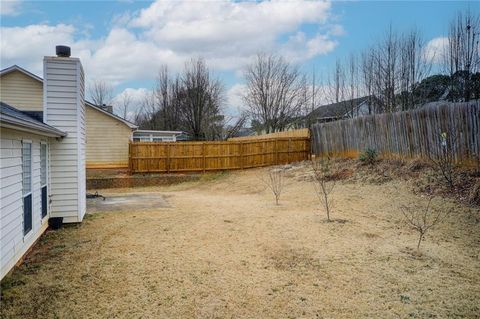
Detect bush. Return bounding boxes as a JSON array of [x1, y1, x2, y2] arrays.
[[359, 148, 378, 165]]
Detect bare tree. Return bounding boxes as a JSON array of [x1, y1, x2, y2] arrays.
[[135, 91, 158, 129], [135, 59, 226, 140], [376, 27, 400, 113], [154, 66, 182, 130], [89, 80, 114, 107], [117, 90, 132, 119], [260, 167, 286, 205], [444, 10, 480, 102], [361, 51, 376, 114], [323, 58, 346, 106], [224, 112, 248, 140], [399, 29, 432, 110], [311, 158, 336, 221], [180, 58, 225, 140], [243, 53, 308, 133], [346, 54, 360, 117], [401, 196, 449, 251]]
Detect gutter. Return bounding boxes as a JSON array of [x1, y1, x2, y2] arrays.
[[0, 115, 67, 138]]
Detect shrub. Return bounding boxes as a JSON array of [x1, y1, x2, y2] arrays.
[[427, 131, 458, 189], [401, 196, 449, 251], [359, 148, 378, 166], [261, 167, 285, 205], [311, 158, 336, 221]]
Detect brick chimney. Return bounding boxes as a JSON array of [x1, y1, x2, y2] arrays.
[[43, 45, 86, 223]]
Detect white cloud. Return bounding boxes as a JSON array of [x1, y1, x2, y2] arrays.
[[281, 32, 338, 62], [112, 87, 151, 120], [0, 24, 78, 74], [424, 37, 448, 64], [1, 0, 22, 16], [129, 0, 336, 70], [226, 83, 247, 116], [1, 0, 341, 104]]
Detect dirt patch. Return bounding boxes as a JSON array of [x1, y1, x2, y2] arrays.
[[469, 180, 480, 205], [1, 165, 479, 318], [87, 173, 201, 190], [87, 193, 170, 213]]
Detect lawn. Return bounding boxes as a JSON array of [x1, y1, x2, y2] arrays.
[[1, 162, 479, 318]]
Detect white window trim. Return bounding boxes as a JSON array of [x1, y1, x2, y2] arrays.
[[22, 140, 33, 240], [40, 141, 49, 223]]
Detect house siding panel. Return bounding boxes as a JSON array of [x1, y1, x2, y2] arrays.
[[44, 56, 85, 222], [0, 128, 50, 279], [86, 106, 132, 168], [0, 71, 43, 111]]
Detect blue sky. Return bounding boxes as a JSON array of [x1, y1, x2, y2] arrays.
[[1, 0, 478, 118]]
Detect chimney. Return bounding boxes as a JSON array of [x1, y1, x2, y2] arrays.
[[43, 45, 86, 223], [101, 103, 113, 113]]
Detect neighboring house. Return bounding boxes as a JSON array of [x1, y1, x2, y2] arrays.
[[0, 65, 138, 169], [233, 127, 256, 138], [133, 130, 185, 142], [0, 48, 86, 279], [84, 101, 137, 168], [306, 96, 377, 124]]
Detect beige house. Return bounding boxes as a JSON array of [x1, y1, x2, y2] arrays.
[[0, 65, 138, 169]]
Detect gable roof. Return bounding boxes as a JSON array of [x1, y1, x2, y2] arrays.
[[308, 96, 371, 120], [0, 101, 66, 137], [0, 64, 43, 82], [0, 65, 138, 129], [85, 101, 138, 129]]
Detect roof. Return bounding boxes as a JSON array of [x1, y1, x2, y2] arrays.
[[308, 96, 370, 120], [0, 102, 66, 137], [0, 64, 43, 82], [0, 65, 138, 130], [85, 101, 138, 129]]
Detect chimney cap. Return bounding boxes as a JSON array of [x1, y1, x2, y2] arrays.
[[56, 45, 71, 57]]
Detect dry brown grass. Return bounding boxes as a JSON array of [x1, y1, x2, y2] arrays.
[[1, 164, 479, 318]]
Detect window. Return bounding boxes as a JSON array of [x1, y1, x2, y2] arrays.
[[22, 141, 32, 235], [40, 143, 48, 219]]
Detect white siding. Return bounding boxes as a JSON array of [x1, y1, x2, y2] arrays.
[[0, 128, 51, 279], [44, 57, 86, 223]]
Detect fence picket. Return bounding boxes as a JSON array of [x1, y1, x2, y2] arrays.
[[310, 101, 479, 165], [129, 136, 310, 173]]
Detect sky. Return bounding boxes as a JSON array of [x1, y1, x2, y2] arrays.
[[1, 0, 478, 119]]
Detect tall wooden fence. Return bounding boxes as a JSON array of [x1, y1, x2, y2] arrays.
[[129, 137, 310, 173], [311, 101, 480, 164], [228, 128, 310, 141]]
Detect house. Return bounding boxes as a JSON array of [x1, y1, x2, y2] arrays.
[[0, 65, 138, 169], [1, 47, 86, 279], [133, 130, 186, 142], [306, 96, 378, 124]]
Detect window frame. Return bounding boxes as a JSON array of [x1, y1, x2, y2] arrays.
[[22, 140, 33, 238], [40, 142, 48, 222]]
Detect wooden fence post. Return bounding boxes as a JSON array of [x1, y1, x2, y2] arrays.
[[128, 142, 133, 174], [240, 142, 245, 169], [275, 139, 279, 165], [262, 140, 266, 166], [202, 142, 206, 173], [287, 138, 291, 163], [166, 143, 170, 173]]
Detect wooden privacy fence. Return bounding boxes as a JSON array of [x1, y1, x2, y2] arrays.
[[228, 128, 310, 141], [311, 101, 480, 164], [129, 137, 310, 173]]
